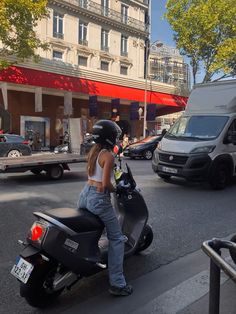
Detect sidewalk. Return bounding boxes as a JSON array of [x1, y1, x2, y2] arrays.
[[60, 248, 236, 314]]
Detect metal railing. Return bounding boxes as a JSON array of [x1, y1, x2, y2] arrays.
[[53, 32, 64, 39], [202, 238, 236, 314], [65, 0, 148, 32]]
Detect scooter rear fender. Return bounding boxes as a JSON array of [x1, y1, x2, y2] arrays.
[[20, 244, 41, 259]]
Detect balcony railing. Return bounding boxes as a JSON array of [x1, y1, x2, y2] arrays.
[[101, 45, 109, 52], [53, 32, 64, 39], [65, 0, 148, 32], [79, 39, 88, 46], [121, 51, 128, 57]]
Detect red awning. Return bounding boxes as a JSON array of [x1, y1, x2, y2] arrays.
[[0, 66, 188, 108]]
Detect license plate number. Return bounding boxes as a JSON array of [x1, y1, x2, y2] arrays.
[[11, 257, 34, 284], [162, 166, 178, 174]]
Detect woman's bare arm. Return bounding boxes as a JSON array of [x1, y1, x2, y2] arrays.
[[100, 151, 116, 192]]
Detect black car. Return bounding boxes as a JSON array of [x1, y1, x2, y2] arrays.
[[0, 134, 31, 157], [123, 135, 162, 160]]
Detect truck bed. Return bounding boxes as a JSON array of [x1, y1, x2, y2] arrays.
[[0, 153, 86, 172]]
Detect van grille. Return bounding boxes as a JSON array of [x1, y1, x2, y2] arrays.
[[159, 153, 188, 165]]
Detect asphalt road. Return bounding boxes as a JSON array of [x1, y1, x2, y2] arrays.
[[1, 158, 236, 313]]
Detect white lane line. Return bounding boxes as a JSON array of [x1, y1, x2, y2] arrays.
[[0, 192, 59, 202], [134, 262, 232, 314]]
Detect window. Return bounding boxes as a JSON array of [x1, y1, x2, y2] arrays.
[[101, 0, 109, 16], [53, 50, 63, 60], [53, 12, 64, 39], [79, 21, 88, 45], [101, 29, 109, 51], [121, 35, 128, 56], [121, 4, 128, 24], [79, 0, 87, 8], [101, 61, 109, 71], [120, 65, 128, 75], [78, 56, 88, 66]]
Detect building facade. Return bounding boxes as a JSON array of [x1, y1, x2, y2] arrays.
[[0, 0, 187, 148], [149, 41, 190, 96]]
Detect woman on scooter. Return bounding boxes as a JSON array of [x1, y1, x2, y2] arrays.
[[77, 119, 133, 296]]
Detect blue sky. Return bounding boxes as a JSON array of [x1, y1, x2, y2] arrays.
[[150, 0, 174, 46]]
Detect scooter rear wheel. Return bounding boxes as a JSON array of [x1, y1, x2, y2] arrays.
[[229, 234, 236, 264], [135, 224, 153, 253], [20, 259, 64, 308]]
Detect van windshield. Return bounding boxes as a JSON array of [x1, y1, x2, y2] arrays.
[[166, 116, 229, 140]]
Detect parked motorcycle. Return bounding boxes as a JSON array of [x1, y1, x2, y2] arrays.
[[11, 153, 153, 308]]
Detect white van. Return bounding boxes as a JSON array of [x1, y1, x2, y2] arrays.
[[152, 80, 236, 189]]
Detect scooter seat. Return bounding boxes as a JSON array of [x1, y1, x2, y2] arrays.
[[44, 208, 104, 232]]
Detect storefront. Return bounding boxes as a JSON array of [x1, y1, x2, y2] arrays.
[[0, 65, 188, 148]]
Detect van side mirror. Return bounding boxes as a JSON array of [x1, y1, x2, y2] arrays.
[[226, 131, 236, 145]]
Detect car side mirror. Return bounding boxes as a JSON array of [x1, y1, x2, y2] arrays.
[[226, 131, 236, 145]]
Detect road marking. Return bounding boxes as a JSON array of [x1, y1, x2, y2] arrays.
[[133, 259, 232, 314], [0, 192, 59, 202]]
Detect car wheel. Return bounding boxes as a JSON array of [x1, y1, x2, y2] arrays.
[[209, 163, 229, 190], [144, 150, 153, 160], [7, 150, 22, 158]]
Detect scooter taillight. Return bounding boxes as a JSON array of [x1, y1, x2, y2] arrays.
[[30, 221, 47, 243]]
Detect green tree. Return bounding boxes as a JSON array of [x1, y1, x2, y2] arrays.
[[165, 0, 236, 84], [0, 0, 49, 69]]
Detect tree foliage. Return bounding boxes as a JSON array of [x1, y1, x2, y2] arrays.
[[0, 0, 49, 69], [165, 0, 236, 83]]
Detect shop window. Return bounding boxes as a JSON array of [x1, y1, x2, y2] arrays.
[[101, 61, 109, 71], [53, 50, 63, 60], [78, 56, 88, 66], [120, 65, 128, 75]]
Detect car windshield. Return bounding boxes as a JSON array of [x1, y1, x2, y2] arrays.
[[166, 116, 229, 141]]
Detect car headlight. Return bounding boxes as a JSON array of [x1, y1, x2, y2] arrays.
[[190, 146, 215, 154]]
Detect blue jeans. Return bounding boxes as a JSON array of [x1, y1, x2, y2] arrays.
[[78, 184, 126, 288]]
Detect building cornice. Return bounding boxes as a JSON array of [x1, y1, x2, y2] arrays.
[[48, 0, 148, 38]]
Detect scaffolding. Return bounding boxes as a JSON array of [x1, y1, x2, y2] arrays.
[[149, 41, 190, 96]]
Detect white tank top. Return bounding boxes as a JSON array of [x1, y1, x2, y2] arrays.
[[88, 149, 111, 182]]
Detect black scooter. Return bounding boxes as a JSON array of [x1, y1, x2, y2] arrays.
[[11, 154, 153, 308]]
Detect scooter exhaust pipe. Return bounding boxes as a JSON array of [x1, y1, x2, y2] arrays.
[[53, 271, 78, 291]]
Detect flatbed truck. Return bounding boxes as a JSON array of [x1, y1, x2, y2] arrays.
[[0, 153, 86, 180]]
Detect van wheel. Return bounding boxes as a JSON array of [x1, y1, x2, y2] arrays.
[[229, 234, 236, 265], [209, 163, 229, 190], [46, 165, 64, 180]]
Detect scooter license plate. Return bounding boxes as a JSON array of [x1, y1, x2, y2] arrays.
[[11, 257, 34, 284]]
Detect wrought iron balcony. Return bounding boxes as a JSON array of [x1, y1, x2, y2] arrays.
[[63, 0, 148, 33], [79, 39, 88, 46], [101, 45, 109, 52], [53, 32, 64, 39]]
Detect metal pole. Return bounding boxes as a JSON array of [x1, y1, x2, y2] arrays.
[[209, 251, 221, 314]]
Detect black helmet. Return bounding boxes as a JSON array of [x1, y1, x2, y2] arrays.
[[92, 120, 121, 148]]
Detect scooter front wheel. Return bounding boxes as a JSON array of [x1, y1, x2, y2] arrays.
[[20, 258, 64, 308], [135, 224, 153, 253]]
